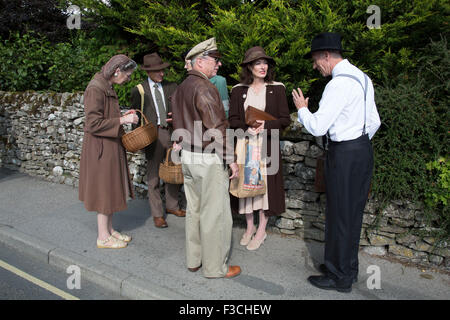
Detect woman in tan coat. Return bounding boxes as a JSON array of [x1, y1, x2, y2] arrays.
[[79, 55, 138, 249]]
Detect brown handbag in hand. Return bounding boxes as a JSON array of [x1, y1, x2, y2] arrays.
[[245, 106, 276, 128]]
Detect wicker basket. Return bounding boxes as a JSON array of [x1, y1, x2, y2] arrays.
[[121, 109, 157, 153], [159, 148, 184, 184]]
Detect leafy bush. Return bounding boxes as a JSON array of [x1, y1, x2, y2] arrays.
[[372, 37, 449, 240], [69, 0, 449, 95], [372, 37, 449, 198], [46, 34, 129, 93], [0, 32, 127, 94], [0, 32, 53, 91], [4, 0, 449, 105], [424, 157, 450, 241], [426, 157, 450, 208], [373, 77, 441, 201]]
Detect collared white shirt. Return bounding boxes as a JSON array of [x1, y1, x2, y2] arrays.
[[148, 77, 167, 126], [297, 59, 381, 141]]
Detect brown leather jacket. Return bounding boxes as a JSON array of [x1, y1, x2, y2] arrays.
[[172, 70, 235, 164]]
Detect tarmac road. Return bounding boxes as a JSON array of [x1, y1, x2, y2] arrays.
[[0, 241, 124, 300]]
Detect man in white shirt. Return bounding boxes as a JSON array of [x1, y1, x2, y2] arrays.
[[130, 53, 185, 229], [292, 32, 381, 293]]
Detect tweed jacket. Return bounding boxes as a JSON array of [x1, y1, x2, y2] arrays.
[[130, 79, 177, 158]]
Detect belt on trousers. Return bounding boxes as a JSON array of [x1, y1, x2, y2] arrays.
[[328, 134, 369, 147]]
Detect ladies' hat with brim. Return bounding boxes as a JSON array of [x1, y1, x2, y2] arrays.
[[303, 32, 350, 58], [141, 52, 171, 71], [241, 46, 275, 66]]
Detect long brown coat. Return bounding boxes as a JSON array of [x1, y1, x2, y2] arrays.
[[228, 83, 291, 216], [78, 73, 134, 214]]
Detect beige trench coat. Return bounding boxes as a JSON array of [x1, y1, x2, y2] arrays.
[[78, 73, 134, 214]]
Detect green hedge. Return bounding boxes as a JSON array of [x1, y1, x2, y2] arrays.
[[2, 0, 448, 105], [0, 32, 128, 93], [372, 37, 449, 238], [69, 0, 449, 104]]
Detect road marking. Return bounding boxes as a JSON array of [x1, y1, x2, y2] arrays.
[[0, 259, 80, 300]]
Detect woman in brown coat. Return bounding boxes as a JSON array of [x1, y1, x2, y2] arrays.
[[79, 55, 139, 249], [229, 46, 290, 251]]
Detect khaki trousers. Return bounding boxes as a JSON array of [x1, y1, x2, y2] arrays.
[[181, 150, 232, 278], [147, 127, 181, 217]]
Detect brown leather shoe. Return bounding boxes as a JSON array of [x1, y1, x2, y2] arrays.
[[225, 265, 241, 278], [167, 208, 186, 217], [153, 217, 168, 228], [188, 264, 202, 272]]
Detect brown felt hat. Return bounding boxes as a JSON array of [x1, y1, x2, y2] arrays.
[[240, 46, 275, 66], [140, 53, 171, 71]]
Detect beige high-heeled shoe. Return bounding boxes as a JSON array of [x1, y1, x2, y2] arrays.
[[246, 233, 267, 251], [240, 226, 256, 246]]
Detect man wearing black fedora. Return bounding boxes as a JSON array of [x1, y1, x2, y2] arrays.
[[130, 52, 185, 228], [292, 32, 381, 293]]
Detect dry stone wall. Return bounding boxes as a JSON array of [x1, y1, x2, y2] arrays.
[[0, 91, 448, 270]]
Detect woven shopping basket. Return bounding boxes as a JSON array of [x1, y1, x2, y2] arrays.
[[159, 147, 184, 184], [121, 109, 157, 153]]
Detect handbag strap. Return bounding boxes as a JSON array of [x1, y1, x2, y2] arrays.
[[137, 84, 145, 127]]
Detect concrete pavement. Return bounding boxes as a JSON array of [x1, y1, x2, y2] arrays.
[[0, 167, 449, 300]]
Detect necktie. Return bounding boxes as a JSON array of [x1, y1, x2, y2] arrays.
[[153, 83, 167, 127]]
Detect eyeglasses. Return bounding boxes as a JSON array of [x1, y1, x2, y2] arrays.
[[203, 56, 220, 64]]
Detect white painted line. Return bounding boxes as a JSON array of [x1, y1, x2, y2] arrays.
[[0, 259, 80, 300]]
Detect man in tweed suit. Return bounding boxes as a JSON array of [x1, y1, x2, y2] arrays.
[[130, 52, 185, 228]]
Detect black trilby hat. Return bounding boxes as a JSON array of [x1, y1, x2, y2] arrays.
[[304, 32, 349, 58]]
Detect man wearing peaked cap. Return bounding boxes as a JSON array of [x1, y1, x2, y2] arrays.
[[185, 37, 222, 61], [183, 40, 230, 117], [171, 38, 241, 279], [293, 32, 381, 293], [130, 52, 185, 229]]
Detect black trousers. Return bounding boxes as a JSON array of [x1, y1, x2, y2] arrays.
[[324, 134, 373, 286]]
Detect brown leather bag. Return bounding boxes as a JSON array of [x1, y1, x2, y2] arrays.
[[245, 106, 276, 128], [314, 154, 326, 193], [314, 153, 371, 197]]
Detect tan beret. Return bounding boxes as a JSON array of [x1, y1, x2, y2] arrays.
[[185, 37, 221, 61]]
